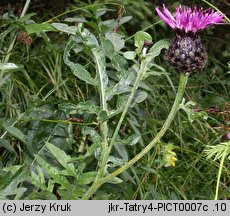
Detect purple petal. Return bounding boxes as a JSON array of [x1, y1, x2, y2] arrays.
[[155, 6, 176, 29], [162, 4, 175, 22], [155, 4, 225, 33]]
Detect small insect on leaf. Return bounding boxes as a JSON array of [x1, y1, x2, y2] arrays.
[[67, 118, 83, 123]]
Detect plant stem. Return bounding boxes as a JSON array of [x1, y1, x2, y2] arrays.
[[20, 0, 31, 18], [91, 50, 109, 181], [82, 58, 149, 199], [108, 66, 145, 153], [43, 3, 124, 23], [214, 141, 230, 200], [82, 72, 189, 199]]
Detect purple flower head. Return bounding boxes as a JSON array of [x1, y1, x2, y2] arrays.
[[156, 4, 225, 33]]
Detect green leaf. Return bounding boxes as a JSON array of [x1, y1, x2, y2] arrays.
[[102, 16, 132, 29], [113, 131, 140, 160], [77, 171, 97, 185], [25, 23, 57, 34], [101, 37, 128, 73], [82, 127, 102, 147], [0, 172, 11, 191], [105, 72, 135, 101], [140, 39, 170, 73], [35, 155, 71, 189], [45, 142, 77, 177], [107, 94, 130, 118], [63, 40, 97, 86], [17, 13, 36, 22], [126, 134, 141, 146], [65, 17, 87, 23], [0, 166, 29, 199], [52, 23, 78, 35], [0, 139, 15, 153], [134, 31, 152, 54], [145, 63, 169, 77], [2, 165, 21, 174], [105, 32, 125, 52], [59, 187, 85, 199], [0, 74, 10, 88], [108, 156, 126, 167], [205, 142, 230, 161], [58, 102, 79, 114], [123, 51, 136, 60], [31, 165, 49, 191], [1, 122, 27, 144], [114, 142, 128, 161], [148, 39, 170, 59], [76, 23, 99, 47], [0, 187, 27, 200], [59, 101, 101, 115], [72, 63, 97, 85], [35, 155, 58, 176], [179, 99, 197, 123], [95, 8, 115, 18], [0, 62, 18, 70], [97, 110, 108, 122], [146, 70, 169, 77], [134, 90, 148, 103], [0, 63, 24, 76], [24, 104, 72, 152], [106, 176, 123, 184], [131, 90, 148, 107]]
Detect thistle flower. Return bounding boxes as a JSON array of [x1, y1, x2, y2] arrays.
[[156, 5, 225, 73]]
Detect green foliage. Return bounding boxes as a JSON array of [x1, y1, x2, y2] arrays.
[[0, 0, 230, 200], [205, 142, 230, 161], [0, 165, 29, 199]]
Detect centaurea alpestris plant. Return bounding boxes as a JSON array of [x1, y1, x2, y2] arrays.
[[82, 4, 226, 199]]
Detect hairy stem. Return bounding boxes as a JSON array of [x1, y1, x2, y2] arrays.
[[108, 65, 146, 153], [82, 57, 150, 199], [92, 50, 109, 181], [82, 72, 189, 199]]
